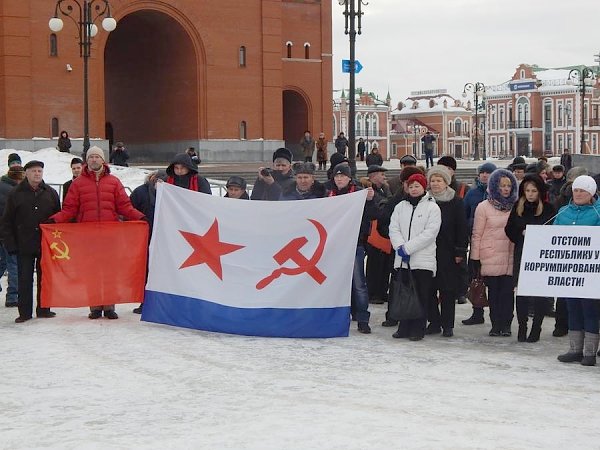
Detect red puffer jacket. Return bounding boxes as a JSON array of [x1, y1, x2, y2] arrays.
[[52, 164, 144, 223]]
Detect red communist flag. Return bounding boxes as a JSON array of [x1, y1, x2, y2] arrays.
[[40, 222, 149, 308]]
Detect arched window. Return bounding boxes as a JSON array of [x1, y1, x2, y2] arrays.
[[286, 41, 293, 58], [304, 43, 310, 59], [370, 114, 379, 136], [356, 113, 363, 135], [455, 118, 462, 136], [239, 121, 247, 140], [239, 46, 246, 67], [332, 114, 338, 138], [51, 117, 59, 138], [517, 97, 529, 126], [50, 33, 58, 57]]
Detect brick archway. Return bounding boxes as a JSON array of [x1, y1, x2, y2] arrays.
[[104, 7, 205, 152], [283, 89, 311, 160]]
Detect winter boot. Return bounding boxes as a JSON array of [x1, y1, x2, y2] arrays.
[[527, 318, 543, 343], [517, 323, 527, 342], [462, 308, 484, 325], [557, 330, 584, 363], [527, 326, 542, 343], [553, 327, 568, 337], [381, 319, 398, 327], [357, 322, 371, 334], [392, 324, 408, 339], [581, 332, 600, 366]]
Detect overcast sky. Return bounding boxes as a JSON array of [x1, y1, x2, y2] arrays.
[[332, 0, 600, 107]]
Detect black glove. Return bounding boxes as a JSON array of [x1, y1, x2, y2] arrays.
[[469, 259, 482, 280]]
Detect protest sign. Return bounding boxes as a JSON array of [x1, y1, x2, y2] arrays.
[[517, 225, 600, 299]]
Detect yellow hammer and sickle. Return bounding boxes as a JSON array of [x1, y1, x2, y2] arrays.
[[50, 240, 70, 260]]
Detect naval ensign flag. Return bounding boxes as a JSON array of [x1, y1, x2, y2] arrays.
[[142, 183, 367, 338]]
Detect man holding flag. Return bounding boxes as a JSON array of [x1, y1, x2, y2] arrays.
[[1, 161, 61, 323], [50, 146, 145, 319]]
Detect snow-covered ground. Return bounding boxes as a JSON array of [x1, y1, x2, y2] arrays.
[[2, 299, 600, 449], [2, 147, 598, 449]]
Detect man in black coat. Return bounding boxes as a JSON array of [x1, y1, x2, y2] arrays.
[[334, 132, 349, 155], [130, 169, 168, 314], [0, 161, 61, 323], [251, 147, 295, 201], [109, 141, 130, 167], [279, 162, 327, 200], [62, 157, 83, 201], [365, 165, 392, 304], [0, 165, 24, 307]]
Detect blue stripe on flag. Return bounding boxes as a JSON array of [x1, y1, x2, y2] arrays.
[[141, 290, 351, 338]]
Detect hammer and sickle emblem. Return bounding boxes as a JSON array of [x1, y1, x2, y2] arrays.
[[256, 219, 327, 290], [50, 240, 70, 260]]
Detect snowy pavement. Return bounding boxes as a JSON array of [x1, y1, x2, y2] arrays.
[[2, 300, 600, 449]]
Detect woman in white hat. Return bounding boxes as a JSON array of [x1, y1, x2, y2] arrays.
[[554, 175, 600, 366]]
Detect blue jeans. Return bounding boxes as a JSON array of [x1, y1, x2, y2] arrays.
[[352, 245, 370, 324], [0, 244, 18, 303], [567, 298, 599, 334]]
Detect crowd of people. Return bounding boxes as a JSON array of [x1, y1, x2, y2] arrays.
[[1, 142, 599, 367]]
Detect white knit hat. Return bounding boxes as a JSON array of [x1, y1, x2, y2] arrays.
[[572, 175, 597, 196], [86, 146, 105, 162]]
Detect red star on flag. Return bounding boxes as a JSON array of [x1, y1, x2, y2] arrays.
[[179, 218, 245, 280]]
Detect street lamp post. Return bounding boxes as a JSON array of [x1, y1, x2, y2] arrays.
[[339, 0, 367, 173], [49, 0, 117, 155], [568, 67, 595, 154], [463, 82, 486, 160], [411, 120, 419, 158]]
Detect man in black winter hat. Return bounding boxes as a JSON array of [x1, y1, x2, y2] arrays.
[[7, 153, 21, 168], [251, 148, 295, 201]]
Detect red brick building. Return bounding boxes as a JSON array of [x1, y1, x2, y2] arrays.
[[390, 90, 474, 160], [332, 88, 391, 159], [0, 0, 332, 161], [485, 64, 600, 158]]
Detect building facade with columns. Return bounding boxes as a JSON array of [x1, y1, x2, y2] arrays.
[[332, 88, 391, 159], [0, 0, 332, 161], [485, 63, 600, 158], [390, 90, 475, 160]]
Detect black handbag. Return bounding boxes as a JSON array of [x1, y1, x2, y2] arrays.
[[389, 265, 423, 321]]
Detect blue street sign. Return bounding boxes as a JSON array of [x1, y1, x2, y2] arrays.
[[509, 81, 536, 92], [342, 59, 363, 74]]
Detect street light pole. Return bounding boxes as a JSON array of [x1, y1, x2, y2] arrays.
[[463, 82, 486, 160], [412, 121, 417, 157], [568, 67, 595, 154], [339, 0, 367, 173], [49, 0, 117, 156]]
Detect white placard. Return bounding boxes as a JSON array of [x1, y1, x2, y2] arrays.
[[517, 225, 600, 299]]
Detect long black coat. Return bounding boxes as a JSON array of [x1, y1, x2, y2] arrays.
[[0, 179, 61, 255], [0, 175, 18, 216], [434, 195, 468, 293], [130, 181, 158, 235], [505, 201, 555, 283]]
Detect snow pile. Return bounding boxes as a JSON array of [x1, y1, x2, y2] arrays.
[[0, 147, 149, 191]]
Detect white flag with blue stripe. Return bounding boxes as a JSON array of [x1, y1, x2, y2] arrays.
[[142, 182, 367, 337]]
